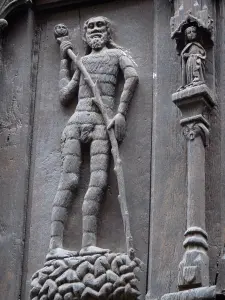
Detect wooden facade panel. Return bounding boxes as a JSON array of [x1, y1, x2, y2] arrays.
[[23, 1, 153, 299]]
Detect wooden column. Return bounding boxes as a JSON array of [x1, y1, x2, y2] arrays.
[[170, 0, 215, 292], [173, 86, 215, 290]]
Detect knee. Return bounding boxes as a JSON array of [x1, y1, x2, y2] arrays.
[[53, 190, 73, 207], [84, 186, 104, 202], [82, 200, 99, 216], [62, 139, 81, 157], [51, 206, 67, 222], [62, 155, 81, 174], [59, 173, 79, 191]]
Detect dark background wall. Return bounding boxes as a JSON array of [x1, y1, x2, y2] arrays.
[[0, 1, 224, 300]]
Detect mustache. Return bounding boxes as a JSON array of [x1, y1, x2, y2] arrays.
[[89, 33, 102, 38]]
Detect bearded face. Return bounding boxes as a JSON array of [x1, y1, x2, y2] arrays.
[[85, 17, 109, 50]]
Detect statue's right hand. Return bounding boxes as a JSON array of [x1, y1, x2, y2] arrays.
[[60, 41, 73, 59]]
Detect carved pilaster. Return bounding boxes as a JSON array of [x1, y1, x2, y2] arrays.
[[169, 0, 216, 292], [172, 84, 215, 290]]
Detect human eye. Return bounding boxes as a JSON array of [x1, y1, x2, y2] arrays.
[[97, 21, 104, 27], [88, 23, 94, 29]]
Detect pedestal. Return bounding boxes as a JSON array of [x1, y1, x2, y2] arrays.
[[172, 84, 215, 290]]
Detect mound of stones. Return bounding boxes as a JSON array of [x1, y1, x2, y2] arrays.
[[30, 249, 142, 300]]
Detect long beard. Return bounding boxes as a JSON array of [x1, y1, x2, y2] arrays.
[[87, 36, 107, 50]]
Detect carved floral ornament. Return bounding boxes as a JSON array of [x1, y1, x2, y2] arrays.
[[183, 122, 209, 146]]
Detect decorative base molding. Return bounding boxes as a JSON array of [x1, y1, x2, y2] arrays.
[[178, 249, 209, 290], [161, 286, 216, 300], [216, 250, 225, 299], [178, 227, 209, 290]]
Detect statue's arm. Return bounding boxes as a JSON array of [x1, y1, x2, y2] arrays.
[[118, 53, 139, 117], [59, 58, 80, 106]]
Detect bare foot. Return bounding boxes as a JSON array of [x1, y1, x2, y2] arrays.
[[46, 247, 78, 261], [79, 246, 110, 256]]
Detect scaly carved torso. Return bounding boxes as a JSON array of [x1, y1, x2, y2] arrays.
[[68, 49, 121, 126]]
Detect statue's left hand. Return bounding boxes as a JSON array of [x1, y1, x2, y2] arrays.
[[107, 113, 126, 142]]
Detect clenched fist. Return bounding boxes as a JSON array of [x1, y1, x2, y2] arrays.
[[108, 113, 126, 142], [60, 40, 73, 59]]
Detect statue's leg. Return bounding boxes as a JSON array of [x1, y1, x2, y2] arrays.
[[50, 124, 81, 250], [82, 125, 110, 248]]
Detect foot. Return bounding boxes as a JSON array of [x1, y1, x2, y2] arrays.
[[177, 85, 185, 92], [46, 247, 78, 261], [79, 245, 111, 256]]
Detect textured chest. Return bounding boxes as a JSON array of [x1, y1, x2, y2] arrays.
[[81, 54, 119, 77], [188, 44, 202, 55]]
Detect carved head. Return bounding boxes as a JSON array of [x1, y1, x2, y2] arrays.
[[83, 16, 112, 50], [54, 23, 68, 39], [185, 26, 197, 42]]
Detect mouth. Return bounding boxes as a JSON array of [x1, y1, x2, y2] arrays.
[[90, 33, 102, 38]]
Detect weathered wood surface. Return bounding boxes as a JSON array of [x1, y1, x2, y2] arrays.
[[22, 1, 153, 299], [0, 10, 34, 300]]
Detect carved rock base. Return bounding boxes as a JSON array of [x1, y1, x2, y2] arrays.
[[30, 249, 142, 300]]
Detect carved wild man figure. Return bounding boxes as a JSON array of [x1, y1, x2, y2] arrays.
[[50, 17, 139, 255]]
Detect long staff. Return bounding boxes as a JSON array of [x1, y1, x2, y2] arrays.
[[55, 28, 134, 254]]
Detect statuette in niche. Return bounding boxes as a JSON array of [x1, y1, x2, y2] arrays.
[[179, 25, 206, 91]]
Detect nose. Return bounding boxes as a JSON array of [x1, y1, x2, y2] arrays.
[[91, 23, 99, 32]]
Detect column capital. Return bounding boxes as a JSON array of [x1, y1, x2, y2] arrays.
[[173, 84, 215, 144], [183, 123, 209, 146]]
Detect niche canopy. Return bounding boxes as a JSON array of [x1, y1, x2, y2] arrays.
[[170, 1, 213, 53], [0, 0, 32, 19]]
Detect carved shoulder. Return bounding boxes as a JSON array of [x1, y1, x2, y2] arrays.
[[118, 51, 138, 80]]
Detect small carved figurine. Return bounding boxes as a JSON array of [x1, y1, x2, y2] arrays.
[[179, 25, 206, 90], [50, 17, 139, 257]]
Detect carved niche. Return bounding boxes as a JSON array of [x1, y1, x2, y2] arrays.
[[0, 0, 31, 18], [170, 1, 213, 91]]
